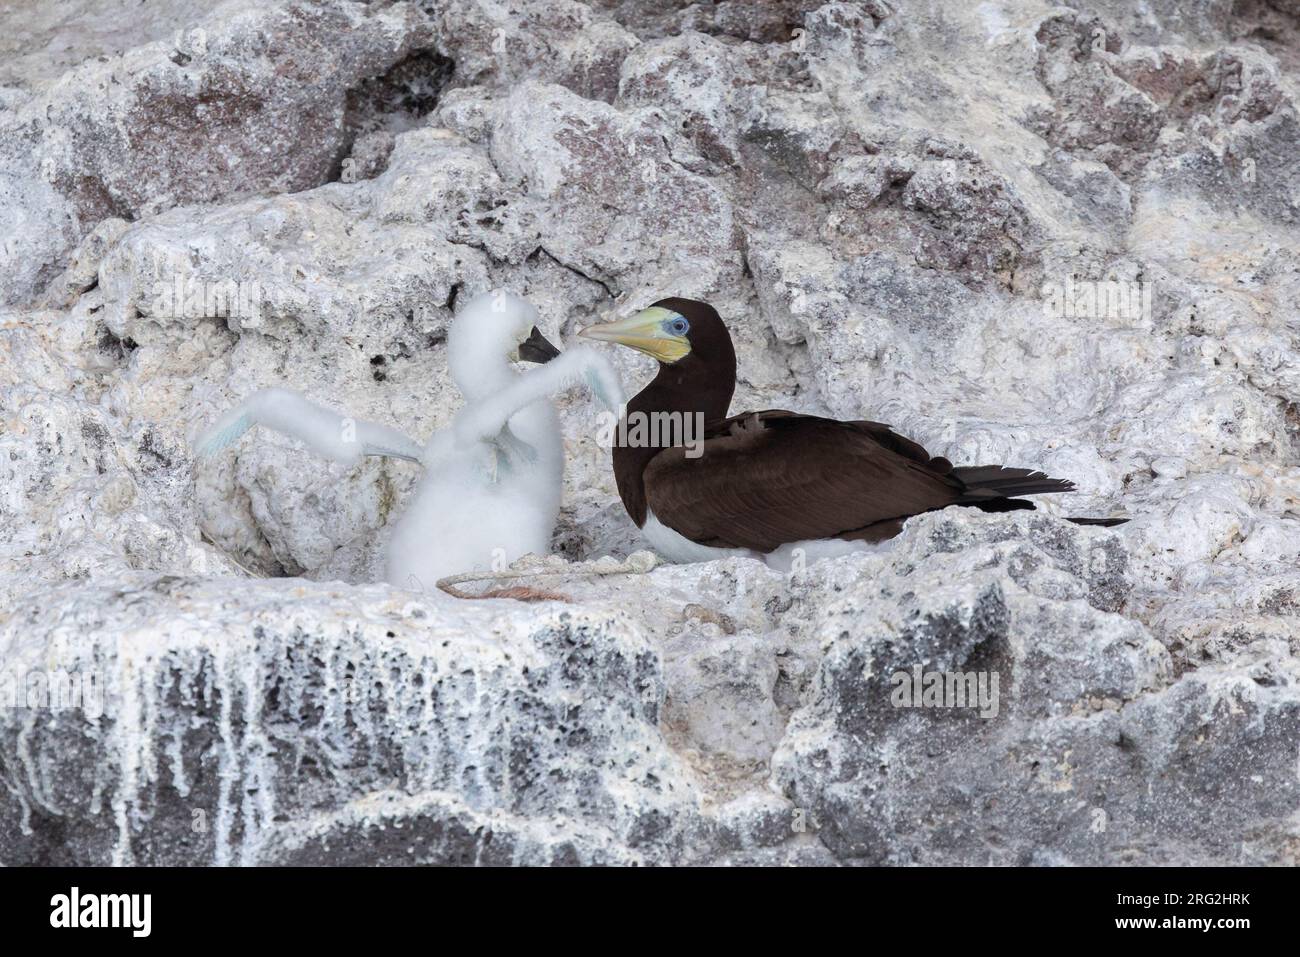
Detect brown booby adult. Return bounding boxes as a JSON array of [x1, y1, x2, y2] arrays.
[[581, 298, 1123, 565]]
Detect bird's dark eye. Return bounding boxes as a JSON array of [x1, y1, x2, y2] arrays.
[[666, 315, 690, 336]]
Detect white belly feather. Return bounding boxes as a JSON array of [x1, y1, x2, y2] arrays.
[[642, 510, 887, 570]]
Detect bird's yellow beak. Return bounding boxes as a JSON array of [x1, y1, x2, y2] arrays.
[[579, 307, 691, 363]]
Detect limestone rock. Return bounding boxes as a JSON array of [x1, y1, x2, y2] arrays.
[[3, 0, 1299, 865]]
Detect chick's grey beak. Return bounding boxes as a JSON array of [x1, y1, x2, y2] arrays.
[[518, 326, 561, 364]]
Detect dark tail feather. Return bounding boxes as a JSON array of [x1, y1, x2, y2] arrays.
[[952, 465, 1075, 501], [950, 465, 1127, 525], [968, 497, 1035, 513]]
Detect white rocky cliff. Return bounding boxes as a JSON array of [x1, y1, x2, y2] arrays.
[[1, 0, 1298, 865]]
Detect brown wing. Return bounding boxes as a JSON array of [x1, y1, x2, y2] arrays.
[[644, 410, 963, 552]]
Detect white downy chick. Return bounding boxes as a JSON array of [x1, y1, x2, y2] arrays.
[[387, 292, 625, 591], [194, 289, 625, 593]]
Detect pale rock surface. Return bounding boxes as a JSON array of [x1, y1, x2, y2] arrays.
[[2, 0, 1298, 864]]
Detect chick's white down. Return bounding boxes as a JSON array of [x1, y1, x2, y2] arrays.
[[193, 290, 625, 590]]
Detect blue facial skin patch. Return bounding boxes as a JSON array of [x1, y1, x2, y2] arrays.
[[663, 313, 690, 337]]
